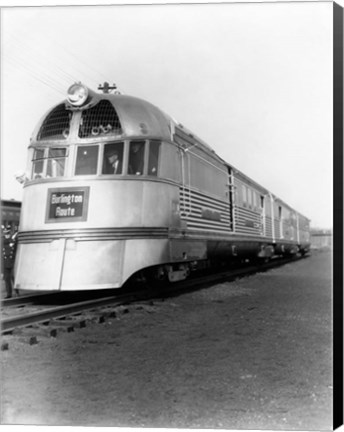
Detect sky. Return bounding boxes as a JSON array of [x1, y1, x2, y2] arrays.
[[0, 0, 338, 229]]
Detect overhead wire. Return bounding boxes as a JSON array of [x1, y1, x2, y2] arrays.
[[41, 31, 110, 86], [4, 48, 65, 92], [5, 34, 99, 94], [3, 26, 125, 97], [7, 34, 79, 86], [24, 29, 123, 92], [4, 53, 66, 96], [9, 31, 105, 89], [3, 67, 58, 100]]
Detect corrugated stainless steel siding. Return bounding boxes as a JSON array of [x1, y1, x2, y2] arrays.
[[234, 206, 262, 236], [179, 188, 231, 233]]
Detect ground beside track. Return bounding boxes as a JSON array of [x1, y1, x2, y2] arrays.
[[1, 250, 332, 429]]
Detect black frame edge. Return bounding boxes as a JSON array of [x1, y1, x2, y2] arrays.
[[333, 1, 344, 430]]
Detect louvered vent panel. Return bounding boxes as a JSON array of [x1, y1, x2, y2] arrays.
[[79, 100, 122, 138], [37, 104, 71, 140]]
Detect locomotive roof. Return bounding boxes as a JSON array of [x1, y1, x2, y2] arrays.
[[91, 93, 216, 155], [32, 88, 215, 153], [109, 94, 309, 219], [32, 84, 309, 221], [102, 93, 174, 141]]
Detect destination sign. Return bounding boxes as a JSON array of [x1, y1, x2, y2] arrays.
[[46, 187, 90, 222]]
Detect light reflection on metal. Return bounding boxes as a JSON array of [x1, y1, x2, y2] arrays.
[[67, 83, 89, 107]]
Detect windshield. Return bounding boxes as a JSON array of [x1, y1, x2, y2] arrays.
[[31, 147, 67, 179], [30, 140, 161, 179]]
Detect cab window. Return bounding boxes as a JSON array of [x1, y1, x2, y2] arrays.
[[128, 141, 145, 175], [75, 146, 99, 175], [102, 142, 124, 175], [32, 149, 45, 179], [148, 141, 160, 176], [47, 148, 67, 178]]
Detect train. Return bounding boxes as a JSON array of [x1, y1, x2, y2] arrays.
[[14, 82, 311, 291]]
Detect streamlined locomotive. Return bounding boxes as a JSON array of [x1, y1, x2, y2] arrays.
[[14, 82, 310, 291]]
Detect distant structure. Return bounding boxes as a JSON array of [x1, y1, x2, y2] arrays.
[[1, 199, 21, 233], [311, 229, 332, 250]]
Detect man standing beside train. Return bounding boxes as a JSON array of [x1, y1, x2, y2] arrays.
[[2, 227, 17, 298]]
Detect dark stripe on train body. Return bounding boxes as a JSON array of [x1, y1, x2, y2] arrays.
[[181, 212, 230, 228], [17, 227, 170, 242], [180, 206, 229, 222], [180, 196, 230, 213], [176, 229, 300, 246], [180, 207, 230, 221], [236, 206, 261, 215], [18, 226, 302, 248], [180, 190, 230, 209], [182, 215, 230, 228]]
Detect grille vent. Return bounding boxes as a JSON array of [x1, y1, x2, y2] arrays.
[[37, 104, 71, 140], [79, 100, 122, 138]]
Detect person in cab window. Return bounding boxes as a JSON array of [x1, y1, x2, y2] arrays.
[[106, 150, 122, 174], [129, 142, 144, 175]]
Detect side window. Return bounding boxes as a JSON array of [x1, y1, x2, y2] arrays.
[[253, 191, 257, 209], [160, 143, 181, 182], [75, 146, 99, 175], [128, 141, 145, 175], [148, 141, 161, 176], [47, 148, 67, 178], [103, 142, 124, 175], [242, 184, 247, 206], [32, 149, 45, 179], [248, 188, 252, 207]]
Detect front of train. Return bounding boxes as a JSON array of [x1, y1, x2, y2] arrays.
[[14, 83, 182, 291]]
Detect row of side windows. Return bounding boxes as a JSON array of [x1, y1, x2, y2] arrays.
[[31, 140, 161, 179], [238, 182, 301, 226], [241, 184, 263, 210]]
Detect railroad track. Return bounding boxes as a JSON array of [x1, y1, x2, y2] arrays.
[[1, 254, 307, 345], [1, 289, 146, 334]]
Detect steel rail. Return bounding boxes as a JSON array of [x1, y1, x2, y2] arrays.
[[1, 254, 307, 334], [1, 293, 139, 333], [1, 293, 60, 307]]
